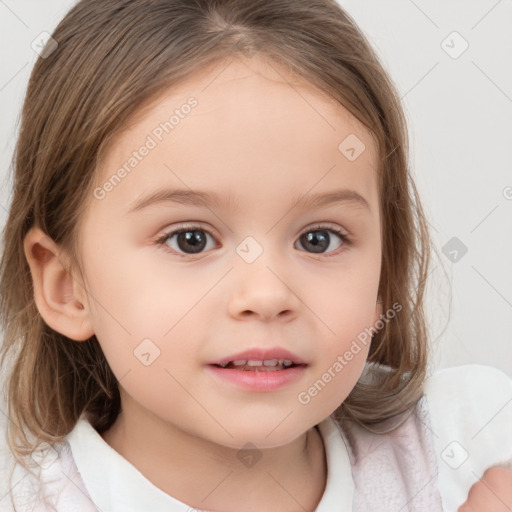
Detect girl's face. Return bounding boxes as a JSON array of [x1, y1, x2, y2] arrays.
[[77, 55, 382, 448]]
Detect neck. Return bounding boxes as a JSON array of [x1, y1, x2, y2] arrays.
[[100, 397, 327, 512]]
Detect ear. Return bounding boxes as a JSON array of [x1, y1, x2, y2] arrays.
[[23, 226, 95, 341]]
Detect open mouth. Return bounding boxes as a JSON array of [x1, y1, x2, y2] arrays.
[[211, 359, 303, 371], [207, 357, 307, 391]]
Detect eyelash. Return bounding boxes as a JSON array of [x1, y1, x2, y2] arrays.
[[155, 223, 352, 257]]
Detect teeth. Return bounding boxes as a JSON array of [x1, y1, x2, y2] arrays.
[[216, 358, 297, 368], [247, 359, 291, 367]]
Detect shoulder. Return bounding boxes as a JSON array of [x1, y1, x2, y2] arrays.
[[424, 363, 512, 438], [425, 363, 512, 401], [0, 428, 42, 511], [423, 364, 512, 511], [0, 426, 96, 511]]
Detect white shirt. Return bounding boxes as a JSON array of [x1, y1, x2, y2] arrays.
[[1, 364, 511, 511]]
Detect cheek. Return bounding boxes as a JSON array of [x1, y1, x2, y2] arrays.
[[299, 270, 378, 407], [83, 244, 206, 332], [83, 252, 209, 373], [307, 266, 380, 342], [301, 327, 371, 417]]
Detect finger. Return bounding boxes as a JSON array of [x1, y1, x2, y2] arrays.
[[458, 467, 512, 512]]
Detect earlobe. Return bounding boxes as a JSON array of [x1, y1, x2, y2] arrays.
[[23, 226, 94, 341]]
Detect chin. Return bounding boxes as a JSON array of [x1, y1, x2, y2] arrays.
[[209, 421, 311, 451]]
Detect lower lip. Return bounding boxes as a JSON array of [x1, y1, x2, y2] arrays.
[[206, 364, 307, 392]]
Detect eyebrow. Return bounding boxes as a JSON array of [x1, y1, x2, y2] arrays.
[[127, 187, 371, 214]]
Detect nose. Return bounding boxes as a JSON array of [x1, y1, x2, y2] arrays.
[[227, 256, 300, 322]]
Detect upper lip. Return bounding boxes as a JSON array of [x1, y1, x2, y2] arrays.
[[209, 347, 306, 366]]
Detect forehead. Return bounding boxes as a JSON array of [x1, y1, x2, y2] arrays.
[[90, 55, 379, 219]]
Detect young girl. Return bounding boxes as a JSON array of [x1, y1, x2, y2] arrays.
[[0, 1, 511, 510]]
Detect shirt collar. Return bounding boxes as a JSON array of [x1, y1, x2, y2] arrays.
[[68, 413, 354, 511]]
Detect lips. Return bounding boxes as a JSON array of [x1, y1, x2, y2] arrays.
[[208, 347, 306, 370], [206, 348, 307, 391]]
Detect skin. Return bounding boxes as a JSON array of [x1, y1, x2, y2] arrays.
[[24, 54, 385, 511], [458, 467, 512, 512]]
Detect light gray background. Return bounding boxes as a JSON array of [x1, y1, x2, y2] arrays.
[[0, 0, 511, 377]]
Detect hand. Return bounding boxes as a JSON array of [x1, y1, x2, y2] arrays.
[[458, 466, 512, 511]]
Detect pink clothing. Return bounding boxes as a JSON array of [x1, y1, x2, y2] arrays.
[[1, 364, 511, 511]]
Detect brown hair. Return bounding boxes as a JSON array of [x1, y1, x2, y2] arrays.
[[0, 0, 434, 478]]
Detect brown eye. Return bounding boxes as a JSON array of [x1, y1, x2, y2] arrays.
[[156, 227, 217, 255], [295, 227, 349, 255], [174, 230, 208, 253]]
